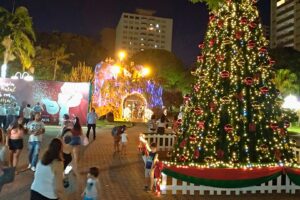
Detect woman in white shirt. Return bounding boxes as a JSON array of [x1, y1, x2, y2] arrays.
[[31, 138, 65, 200]]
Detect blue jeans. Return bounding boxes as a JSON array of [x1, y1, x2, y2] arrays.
[[83, 196, 97, 200], [28, 141, 41, 167]]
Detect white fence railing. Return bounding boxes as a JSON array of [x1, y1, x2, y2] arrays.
[[144, 133, 176, 151], [161, 173, 300, 195]]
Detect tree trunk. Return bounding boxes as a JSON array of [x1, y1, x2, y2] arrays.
[[53, 58, 58, 80]]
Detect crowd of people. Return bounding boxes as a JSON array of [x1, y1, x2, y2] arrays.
[[0, 106, 100, 199], [0, 103, 173, 198]]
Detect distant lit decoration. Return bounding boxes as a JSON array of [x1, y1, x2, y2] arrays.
[[93, 59, 163, 122]]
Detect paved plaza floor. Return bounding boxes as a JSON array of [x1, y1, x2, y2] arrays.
[[0, 125, 299, 200]]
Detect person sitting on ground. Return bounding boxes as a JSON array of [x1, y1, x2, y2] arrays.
[[30, 138, 65, 200], [82, 167, 100, 200], [111, 125, 126, 153], [144, 142, 158, 192]]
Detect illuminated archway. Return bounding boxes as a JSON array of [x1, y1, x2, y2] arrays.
[[122, 92, 147, 121]]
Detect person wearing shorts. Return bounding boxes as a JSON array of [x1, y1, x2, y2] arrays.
[[7, 121, 25, 171]]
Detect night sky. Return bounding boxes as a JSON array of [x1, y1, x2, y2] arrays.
[[0, 0, 270, 66]]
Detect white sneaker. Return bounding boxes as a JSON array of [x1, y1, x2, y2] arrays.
[[27, 164, 31, 169], [31, 166, 36, 172]]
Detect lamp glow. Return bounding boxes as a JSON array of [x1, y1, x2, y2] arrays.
[[282, 95, 300, 110], [141, 67, 150, 77], [118, 51, 126, 61]]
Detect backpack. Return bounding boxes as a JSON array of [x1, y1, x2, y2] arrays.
[[111, 126, 120, 136]]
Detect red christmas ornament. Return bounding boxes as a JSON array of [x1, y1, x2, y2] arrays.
[[249, 123, 256, 132], [235, 92, 243, 101], [249, 21, 257, 29], [279, 128, 286, 136], [270, 123, 279, 130], [224, 124, 233, 133], [179, 139, 187, 148], [194, 149, 200, 159], [218, 20, 224, 28], [189, 134, 197, 142], [197, 121, 205, 129], [275, 149, 282, 161], [235, 31, 243, 39], [216, 149, 224, 159], [194, 84, 200, 92], [247, 40, 255, 49], [240, 17, 248, 25], [194, 107, 203, 115], [184, 94, 191, 103], [209, 102, 217, 112], [209, 14, 216, 22], [198, 43, 205, 49], [209, 39, 215, 47], [284, 120, 290, 128], [197, 55, 204, 62], [259, 47, 267, 54], [220, 70, 230, 78], [269, 59, 276, 66], [179, 155, 187, 162], [244, 77, 254, 86], [254, 72, 261, 80], [260, 86, 269, 94], [217, 54, 225, 62]]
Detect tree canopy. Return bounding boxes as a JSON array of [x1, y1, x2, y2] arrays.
[[131, 49, 192, 92]]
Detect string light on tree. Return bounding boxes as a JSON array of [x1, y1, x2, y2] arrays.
[[168, 0, 296, 169]]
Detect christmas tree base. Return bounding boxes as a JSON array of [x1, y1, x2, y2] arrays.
[[160, 165, 300, 195]]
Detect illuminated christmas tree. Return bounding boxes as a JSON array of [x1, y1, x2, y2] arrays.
[[171, 0, 296, 168]]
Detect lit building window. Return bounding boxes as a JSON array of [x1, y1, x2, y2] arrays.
[[277, 0, 285, 7]]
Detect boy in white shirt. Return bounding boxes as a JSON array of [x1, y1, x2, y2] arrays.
[[120, 131, 128, 155], [82, 167, 100, 200]]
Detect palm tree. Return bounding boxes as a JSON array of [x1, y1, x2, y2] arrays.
[[274, 69, 299, 96], [0, 6, 35, 78], [65, 62, 93, 82], [50, 45, 72, 80]]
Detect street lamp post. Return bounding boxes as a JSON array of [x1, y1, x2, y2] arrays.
[[11, 72, 34, 81]]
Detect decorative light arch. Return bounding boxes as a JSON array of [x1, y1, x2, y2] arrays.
[[121, 91, 148, 120]]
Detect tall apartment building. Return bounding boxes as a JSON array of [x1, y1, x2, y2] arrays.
[[115, 9, 173, 57], [271, 0, 300, 51]]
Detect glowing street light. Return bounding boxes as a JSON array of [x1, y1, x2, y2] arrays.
[[282, 95, 300, 110], [11, 72, 34, 81], [118, 51, 126, 61], [141, 67, 150, 77]]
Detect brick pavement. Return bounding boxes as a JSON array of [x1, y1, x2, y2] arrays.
[[0, 125, 299, 200]]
